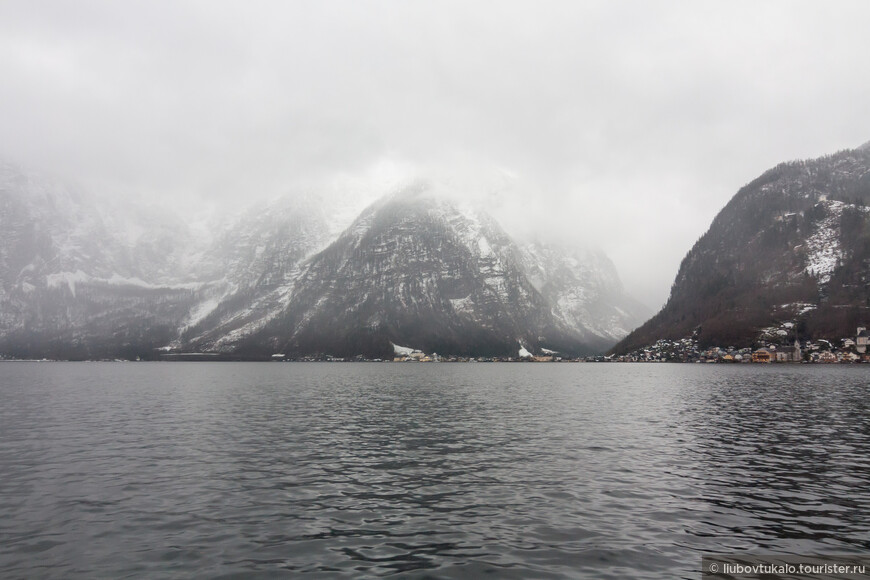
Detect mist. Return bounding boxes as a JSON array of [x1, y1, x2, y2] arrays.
[[2, 0, 869, 309]]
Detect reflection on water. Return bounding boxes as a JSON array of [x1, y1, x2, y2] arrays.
[[0, 363, 868, 579]]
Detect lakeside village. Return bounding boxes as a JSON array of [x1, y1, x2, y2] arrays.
[[6, 326, 870, 363], [269, 326, 870, 363], [614, 325, 870, 364]]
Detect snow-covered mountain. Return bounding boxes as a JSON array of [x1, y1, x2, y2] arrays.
[[176, 195, 333, 349], [211, 183, 565, 357], [0, 164, 645, 359], [188, 181, 646, 357], [0, 161, 204, 359], [519, 241, 648, 343]]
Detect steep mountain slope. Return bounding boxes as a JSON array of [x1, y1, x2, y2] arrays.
[[177, 196, 332, 348], [613, 144, 870, 353], [519, 241, 648, 344], [221, 183, 607, 358], [0, 162, 203, 359]]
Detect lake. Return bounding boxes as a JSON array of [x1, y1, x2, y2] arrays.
[[1, 362, 868, 579]]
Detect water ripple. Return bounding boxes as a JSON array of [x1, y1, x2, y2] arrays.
[[0, 362, 869, 578]]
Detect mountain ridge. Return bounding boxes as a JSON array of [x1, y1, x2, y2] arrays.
[[0, 167, 645, 359], [199, 182, 640, 357]]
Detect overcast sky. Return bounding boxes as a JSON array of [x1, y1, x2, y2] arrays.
[[1, 1, 869, 309]]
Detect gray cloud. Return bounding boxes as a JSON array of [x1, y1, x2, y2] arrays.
[[1, 0, 869, 308]]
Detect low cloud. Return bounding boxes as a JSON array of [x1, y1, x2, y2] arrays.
[[1, 0, 868, 308]]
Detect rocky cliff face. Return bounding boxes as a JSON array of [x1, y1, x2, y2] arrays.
[[613, 144, 870, 354]]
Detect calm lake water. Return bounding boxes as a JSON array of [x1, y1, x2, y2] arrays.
[[1, 362, 868, 579]]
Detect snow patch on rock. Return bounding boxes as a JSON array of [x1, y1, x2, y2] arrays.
[[392, 342, 414, 356], [805, 200, 844, 284]]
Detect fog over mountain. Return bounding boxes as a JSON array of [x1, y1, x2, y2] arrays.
[[0, 161, 647, 358], [2, 1, 870, 309]]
